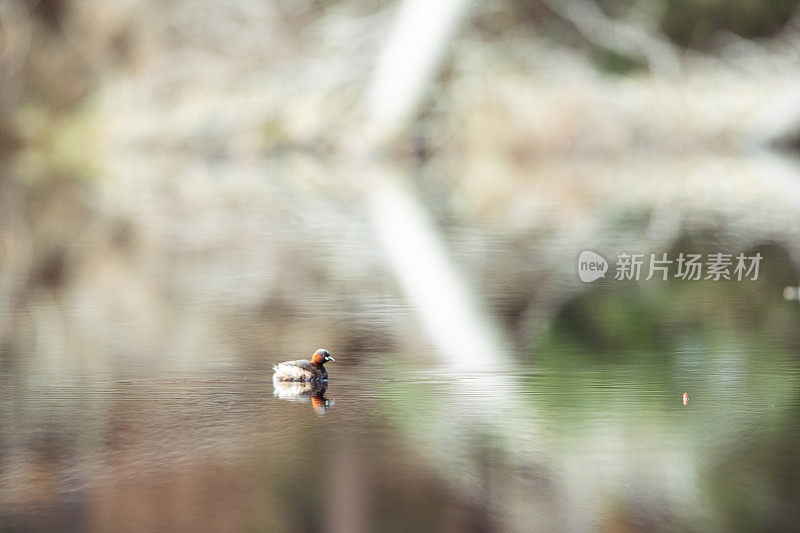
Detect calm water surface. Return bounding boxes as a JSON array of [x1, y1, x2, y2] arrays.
[[2, 340, 799, 532]]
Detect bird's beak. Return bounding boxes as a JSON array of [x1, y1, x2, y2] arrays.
[[328, 356, 335, 362]]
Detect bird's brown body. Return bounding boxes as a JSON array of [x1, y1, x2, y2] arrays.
[[272, 349, 335, 382]]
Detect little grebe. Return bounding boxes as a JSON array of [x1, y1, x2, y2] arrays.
[[273, 349, 335, 382]]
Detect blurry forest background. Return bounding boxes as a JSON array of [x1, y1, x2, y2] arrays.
[[3, 1, 800, 531], [2, 0, 800, 372]]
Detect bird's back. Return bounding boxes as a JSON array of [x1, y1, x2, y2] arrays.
[[273, 359, 326, 382]]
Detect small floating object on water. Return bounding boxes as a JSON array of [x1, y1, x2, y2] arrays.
[[783, 286, 800, 301], [273, 349, 335, 382], [682, 392, 689, 405]]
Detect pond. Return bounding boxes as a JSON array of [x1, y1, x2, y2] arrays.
[[2, 280, 799, 532]]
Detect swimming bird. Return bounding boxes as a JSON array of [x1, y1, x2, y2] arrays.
[[272, 349, 335, 382]]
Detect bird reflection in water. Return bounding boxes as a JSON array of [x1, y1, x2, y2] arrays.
[[273, 381, 334, 414]]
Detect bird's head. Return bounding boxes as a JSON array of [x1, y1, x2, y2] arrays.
[[311, 349, 335, 365]]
